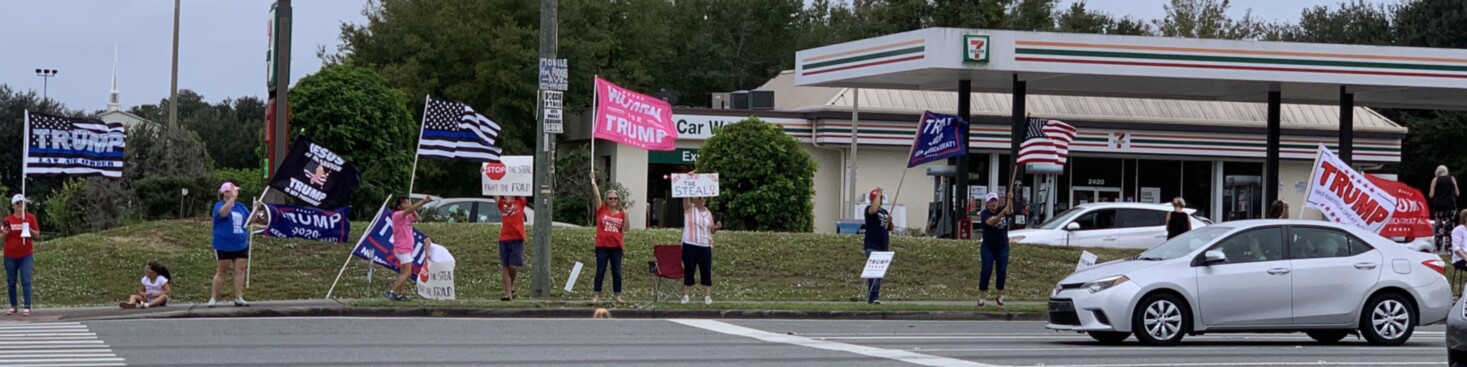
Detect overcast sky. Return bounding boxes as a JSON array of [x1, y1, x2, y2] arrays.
[[0, 0, 1393, 113]]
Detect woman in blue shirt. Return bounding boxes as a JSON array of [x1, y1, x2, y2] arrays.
[[210, 182, 252, 307]]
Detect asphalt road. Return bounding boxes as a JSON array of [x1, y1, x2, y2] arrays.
[[70, 317, 1448, 366]]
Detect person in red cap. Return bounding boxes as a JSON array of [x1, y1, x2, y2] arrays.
[[1, 195, 39, 316], [977, 192, 1013, 308], [863, 187, 893, 304]]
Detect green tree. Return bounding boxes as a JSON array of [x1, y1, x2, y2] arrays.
[[129, 91, 264, 170], [1056, 1, 1153, 35], [290, 64, 417, 214], [1396, 0, 1467, 49], [0, 85, 75, 204], [1154, 0, 1264, 40], [695, 117, 816, 232]]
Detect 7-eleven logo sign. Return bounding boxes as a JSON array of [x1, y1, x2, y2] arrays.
[[964, 35, 990, 63]]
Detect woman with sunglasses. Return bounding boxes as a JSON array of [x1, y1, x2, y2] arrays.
[[590, 169, 628, 305]]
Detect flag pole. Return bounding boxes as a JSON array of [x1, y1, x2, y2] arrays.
[[19, 111, 30, 239], [243, 187, 270, 288], [327, 196, 390, 299], [590, 76, 598, 176], [890, 123, 922, 206], [407, 95, 430, 197]]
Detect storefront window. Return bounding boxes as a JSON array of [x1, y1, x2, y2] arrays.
[[1182, 161, 1213, 221], [1136, 160, 1182, 205], [1223, 162, 1264, 221]]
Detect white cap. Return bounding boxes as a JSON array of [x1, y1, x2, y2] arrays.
[[10, 195, 24, 204], [984, 192, 1000, 202]]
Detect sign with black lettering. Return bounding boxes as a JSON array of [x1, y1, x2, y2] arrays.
[[482, 156, 534, 196], [861, 251, 894, 279]]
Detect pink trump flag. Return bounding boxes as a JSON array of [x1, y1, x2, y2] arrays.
[[594, 76, 677, 151]]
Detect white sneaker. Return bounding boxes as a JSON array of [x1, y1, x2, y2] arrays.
[[704, 296, 713, 305], [234, 298, 249, 307], [680, 295, 690, 304], [207, 298, 217, 307], [139, 303, 148, 309]]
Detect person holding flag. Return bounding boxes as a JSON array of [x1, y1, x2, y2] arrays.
[[977, 192, 1013, 308], [863, 188, 893, 305], [1, 195, 39, 316], [209, 182, 251, 307], [495, 195, 528, 301], [387, 196, 435, 301], [590, 169, 628, 305]]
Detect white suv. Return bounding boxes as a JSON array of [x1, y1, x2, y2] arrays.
[[1008, 203, 1210, 249]]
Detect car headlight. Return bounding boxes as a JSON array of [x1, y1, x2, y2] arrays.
[[1010, 235, 1026, 244], [1082, 275, 1129, 293], [1053, 283, 1063, 296]]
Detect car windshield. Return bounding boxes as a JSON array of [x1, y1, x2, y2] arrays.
[[1036, 207, 1088, 230], [1136, 226, 1233, 260]]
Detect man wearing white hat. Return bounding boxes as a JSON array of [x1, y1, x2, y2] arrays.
[[0, 195, 40, 316]]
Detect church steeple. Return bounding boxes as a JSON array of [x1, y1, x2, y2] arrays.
[[107, 46, 120, 112]]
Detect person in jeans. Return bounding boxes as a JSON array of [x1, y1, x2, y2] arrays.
[[387, 195, 434, 301], [863, 188, 892, 305], [681, 194, 721, 305], [495, 195, 528, 301], [210, 183, 251, 307], [590, 169, 628, 305], [1433, 166, 1460, 253], [977, 192, 1012, 308], [0, 195, 38, 316]]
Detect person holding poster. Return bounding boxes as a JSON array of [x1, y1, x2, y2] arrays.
[[863, 188, 892, 305], [387, 196, 435, 301], [681, 195, 721, 305], [1432, 166, 1460, 253], [977, 192, 1012, 308], [1, 195, 39, 316], [209, 182, 251, 308], [590, 170, 628, 305], [495, 195, 528, 301]]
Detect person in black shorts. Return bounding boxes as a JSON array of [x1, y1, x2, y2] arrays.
[[210, 182, 252, 307]]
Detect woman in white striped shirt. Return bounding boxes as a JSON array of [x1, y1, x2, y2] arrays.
[[682, 195, 721, 305]]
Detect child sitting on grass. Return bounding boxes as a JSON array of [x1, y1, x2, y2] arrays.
[[120, 262, 171, 309]]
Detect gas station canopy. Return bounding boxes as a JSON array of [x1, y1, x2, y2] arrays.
[[796, 28, 1467, 110]]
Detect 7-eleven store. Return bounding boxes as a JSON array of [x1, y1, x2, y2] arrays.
[[590, 70, 1406, 234]]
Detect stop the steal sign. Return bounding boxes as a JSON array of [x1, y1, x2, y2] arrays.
[[671, 173, 719, 198], [482, 156, 534, 196]]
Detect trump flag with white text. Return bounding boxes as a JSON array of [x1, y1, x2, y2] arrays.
[[1304, 146, 1397, 233], [593, 77, 677, 151], [24, 111, 126, 178]]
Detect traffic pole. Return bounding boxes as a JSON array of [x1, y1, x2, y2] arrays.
[[529, 0, 559, 298]]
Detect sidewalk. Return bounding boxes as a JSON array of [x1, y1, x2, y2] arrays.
[[38, 298, 1047, 322]]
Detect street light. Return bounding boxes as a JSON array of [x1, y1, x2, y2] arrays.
[[34, 68, 58, 100]]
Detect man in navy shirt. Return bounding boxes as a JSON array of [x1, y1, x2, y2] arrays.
[[977, 192, 1012, 308], [863, 188, 892, 305]]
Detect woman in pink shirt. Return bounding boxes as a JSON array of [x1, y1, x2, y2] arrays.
[[387, 195, 434, 301]]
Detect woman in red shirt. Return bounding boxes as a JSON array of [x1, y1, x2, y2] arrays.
[[1, 195, 39, 316], [590, 169, 627, 305]]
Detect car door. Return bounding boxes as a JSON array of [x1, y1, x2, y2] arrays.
[[1288, 226, 1383, 325], [1196, 226, 1293, 327], [1116, 209, 1169, 248], [1066, 209, 1119, 247]]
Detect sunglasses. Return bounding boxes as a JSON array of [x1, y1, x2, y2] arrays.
[[607, 197, 620, 201]]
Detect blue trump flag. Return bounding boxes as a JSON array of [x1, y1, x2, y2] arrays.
[[257, 204, 351, 243], [907, 111, 969, 167], [350, 200, 426, 274]]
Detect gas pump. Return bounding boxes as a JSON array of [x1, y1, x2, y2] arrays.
[[926, 165, 955, 238]]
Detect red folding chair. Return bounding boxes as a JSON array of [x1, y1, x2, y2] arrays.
[[648, 244, 684, 303]]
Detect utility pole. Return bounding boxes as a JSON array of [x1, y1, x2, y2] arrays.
[[265, 0, 292, 202], [529, 0, 559, 298], [168, 0, 181, 129]]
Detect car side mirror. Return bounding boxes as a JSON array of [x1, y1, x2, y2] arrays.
[[1065, 222, 1080, 231], [1202, 250, 1227, 265]]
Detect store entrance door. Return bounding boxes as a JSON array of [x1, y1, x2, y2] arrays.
[[1071, 186, 1122, 206]]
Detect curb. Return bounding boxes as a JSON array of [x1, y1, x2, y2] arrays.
[[63, 306, 1047, 322]]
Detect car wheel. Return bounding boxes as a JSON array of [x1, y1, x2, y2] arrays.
[[1132, 293, 1188, 346], [1088, 331, 1129, 344], [1359, 293, 1416, 346], [1305, 331, 1349, 344]]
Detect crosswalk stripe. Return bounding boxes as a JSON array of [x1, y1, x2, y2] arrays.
[[0, 321, 127, 366]]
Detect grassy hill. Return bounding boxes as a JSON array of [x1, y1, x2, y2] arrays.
[[32, 220, 1142, 307]]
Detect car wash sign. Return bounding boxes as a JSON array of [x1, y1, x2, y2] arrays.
[[1304, 146, 1396, 233]]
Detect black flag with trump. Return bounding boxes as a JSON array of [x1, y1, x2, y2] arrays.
[[267, 137, 363, 209]]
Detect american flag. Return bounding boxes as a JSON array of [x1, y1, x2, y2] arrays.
[[1015, 118, 1077, 165], [417, 97, 502, 162], [25, 111, 126, 178]]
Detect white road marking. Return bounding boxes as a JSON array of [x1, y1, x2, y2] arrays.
[[0, 322, 127, 366], [915, 346, 1442, 352], [1039, 362, 1443, 367], [672, 319, 1000, 367]]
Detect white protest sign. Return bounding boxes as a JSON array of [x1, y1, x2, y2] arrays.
[[861, 251, 895, 279], [1303, 146, 1396, 233], [482, 156, 535, 196], [564, 262, 584, 292], [415, 261, 456, 300], [671, 173, 720, 198], [1076, 251, 1098, 271]]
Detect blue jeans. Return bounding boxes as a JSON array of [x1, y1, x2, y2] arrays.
[[865, 249, 882, 303], [4, 256, 33, 308], [594, 248, 624, 294], [980, 243, 1009, 292]]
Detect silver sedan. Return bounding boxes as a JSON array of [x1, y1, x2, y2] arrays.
[[1047, 220, 1453, 346]]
